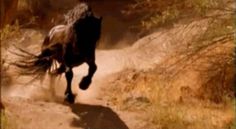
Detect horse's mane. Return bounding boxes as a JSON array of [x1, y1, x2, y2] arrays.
[[64, 3, 93, 25]]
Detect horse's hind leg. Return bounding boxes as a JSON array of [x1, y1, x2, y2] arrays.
[[79, 60, 97, 90], [65, 68, 75, 103]]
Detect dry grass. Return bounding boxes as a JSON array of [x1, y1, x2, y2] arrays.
[[103, 34, 235, 128], [1, 110, 7, 129], [1, 109, 19, 129], [104, 70, 235, 129], [147, 80, 235, 129], [0, 21, 21, 41]]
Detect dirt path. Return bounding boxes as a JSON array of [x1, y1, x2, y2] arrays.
[[2, 48, 146, 129], [2, 20, 222, 129], [1, 28, 148, 129], [3, 97, 131, 129]]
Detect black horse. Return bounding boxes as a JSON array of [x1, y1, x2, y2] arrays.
[[12, 3, 102, 103]]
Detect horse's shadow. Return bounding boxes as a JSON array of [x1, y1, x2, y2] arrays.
[[68, 103, 129, 129]]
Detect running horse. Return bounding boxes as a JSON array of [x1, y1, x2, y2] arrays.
[[12, 3, 102, 103]]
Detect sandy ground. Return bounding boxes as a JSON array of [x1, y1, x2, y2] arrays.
[[1, 19, 234, 129]]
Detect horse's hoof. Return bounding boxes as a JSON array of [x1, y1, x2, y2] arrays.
[[65, 93, 75, 104], [79, 77, 91, 90]]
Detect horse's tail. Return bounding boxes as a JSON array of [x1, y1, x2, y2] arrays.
[[10, 44, 56, 82]]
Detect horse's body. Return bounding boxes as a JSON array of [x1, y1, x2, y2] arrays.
[[13, 3, 102, 103], [41, 24, 74, 64]]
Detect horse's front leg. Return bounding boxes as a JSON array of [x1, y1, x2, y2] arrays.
[[65, 67, 76, 103], [79, 60, 97, 90]]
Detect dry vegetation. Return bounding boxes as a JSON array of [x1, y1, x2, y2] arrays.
[[123, 0, 234, 34], [0, 0, 235, 129], [102, 0, 235, 129], [103, 37, 235, 129]]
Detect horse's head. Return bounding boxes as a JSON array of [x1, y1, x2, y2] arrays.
[[88, 16, 102, 42], [65, 3, 102, 47], [73, 14, 102, 44]]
